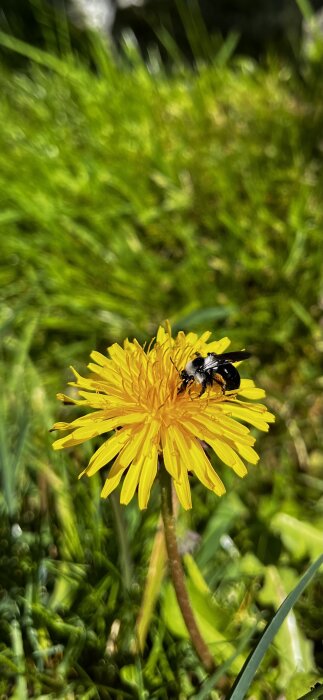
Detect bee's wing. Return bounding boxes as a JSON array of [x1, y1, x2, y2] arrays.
[[203, 354, 221, 370], [205, 351, 251, 369]]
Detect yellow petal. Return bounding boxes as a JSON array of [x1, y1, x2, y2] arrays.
[[234, 400, 275, 418], [51, 421, 73, 431], [182, 331, 198, 345], [120, 417, 160, 507], [55, 410, 107, 432], [81, 427, 133, 477], [156, 325, 168, 344], [182, 415, 254, 447], [203, 408, 251, 435], [120, 455, 145, 505], [70, 367, 96, 390], [218, 404, 275, 431], [173, 428, 226, 496], [208, 437, 248, 477], [101, 470, 125, 498], [138, 445, 158, 509], [205, 337, 231, 354], [100, 431, 145, 498], [108, 343, 132, 374], [234, 443, 260, 465], [56, 393, 86, 405], [74, 391, 109, 408], [90, 350, 112, 367], [55, 419, 118, 445], [113, 426, 148, 471], [87, 362, 120, 383], [52, 434, 91, 450], [197, 331, 212, 345], [238, 388, 266, 400], [173, 470, 192, 510], [162, 426, 182, 480], [52, 415, 137, 450], [239, 379, 255, 388]]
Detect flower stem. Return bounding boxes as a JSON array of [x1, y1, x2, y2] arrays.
[[159, 462, 215, 674]]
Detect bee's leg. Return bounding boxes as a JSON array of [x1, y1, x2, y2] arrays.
[[178, 377, 194, 394], [177, 383, 186, 394], [199, 372, 213, 397], [214, 373, 226, 394], [199, 380, 207, 396], [188, 379, 198, 399]]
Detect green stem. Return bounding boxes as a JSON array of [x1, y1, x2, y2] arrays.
[[159, 462, 215, 674]]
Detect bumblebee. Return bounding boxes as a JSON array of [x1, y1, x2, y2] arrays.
[[177, 351, 250, 396]]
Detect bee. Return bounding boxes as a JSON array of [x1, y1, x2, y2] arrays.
[[177, 351, 251, 397]]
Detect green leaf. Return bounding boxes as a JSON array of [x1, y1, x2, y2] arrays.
[[173, 306, 234, 332], [120, 664, 148, 699], [10, 620, 28, 700], [285, 673, 323, 700], [136, 519, 167, 651], [271, 513, 323, 560], [258, 566, 314, 685], [162, 572, 245, 673], [227, 555, 323, 700]]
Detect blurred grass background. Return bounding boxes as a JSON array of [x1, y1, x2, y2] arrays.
[[1, 2, 323, 698]]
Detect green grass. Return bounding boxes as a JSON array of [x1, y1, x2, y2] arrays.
[[1, 29, 323, 699]]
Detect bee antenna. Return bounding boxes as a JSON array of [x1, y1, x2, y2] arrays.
[[170, 357, 181, 376]]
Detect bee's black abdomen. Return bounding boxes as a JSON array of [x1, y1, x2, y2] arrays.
[[216, 363, 241, 391]]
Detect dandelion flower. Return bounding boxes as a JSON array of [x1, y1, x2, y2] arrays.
[[52, 323, 274, 510]]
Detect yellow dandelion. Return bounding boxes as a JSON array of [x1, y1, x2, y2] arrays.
[[52, 323, 274, 510]]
